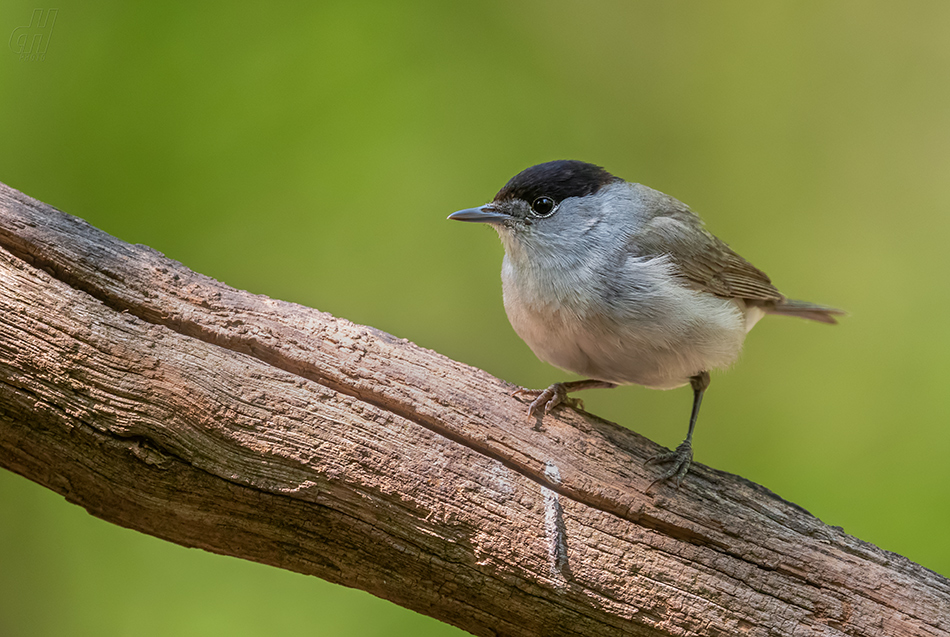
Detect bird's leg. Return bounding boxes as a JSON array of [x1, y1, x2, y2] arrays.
[[647, 371, 710, 489], [513, 379, 617, 417]]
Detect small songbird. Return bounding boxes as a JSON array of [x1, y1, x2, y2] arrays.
[[449, 160, 842, 487]]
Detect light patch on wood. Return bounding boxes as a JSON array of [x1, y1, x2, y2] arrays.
[[543, 461, 568, 583]]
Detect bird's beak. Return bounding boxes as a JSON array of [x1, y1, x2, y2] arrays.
[[447, 205, 511, 224]]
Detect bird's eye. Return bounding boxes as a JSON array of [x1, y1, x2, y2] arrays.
[[531, 196, 556, 217]]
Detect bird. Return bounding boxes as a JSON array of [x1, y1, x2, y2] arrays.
[[448, 160, 842, 488]]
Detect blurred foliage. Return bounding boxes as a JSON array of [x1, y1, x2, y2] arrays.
[[2, 1, 949, 635]]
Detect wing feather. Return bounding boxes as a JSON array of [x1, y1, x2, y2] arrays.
[[630, 199, 783, 303]]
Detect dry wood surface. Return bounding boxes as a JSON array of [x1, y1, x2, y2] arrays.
[[0, 181, 947, 636]]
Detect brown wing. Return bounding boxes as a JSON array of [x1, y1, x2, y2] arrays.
[[632, 205, 784, 303]]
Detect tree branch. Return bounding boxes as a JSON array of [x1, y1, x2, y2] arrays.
[[0, 182, 947, 637]]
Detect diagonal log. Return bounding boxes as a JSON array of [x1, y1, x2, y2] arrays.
[[0, 181, 947, 636]]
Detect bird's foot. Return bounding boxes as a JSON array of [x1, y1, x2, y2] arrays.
[[512, 383, 584, 417], [646, 440, 693, 489]]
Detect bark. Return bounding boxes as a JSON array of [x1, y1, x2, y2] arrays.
[[0, 181, 947, 637]]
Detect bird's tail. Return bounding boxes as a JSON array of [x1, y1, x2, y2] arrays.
[[766, 298, 846, 324]]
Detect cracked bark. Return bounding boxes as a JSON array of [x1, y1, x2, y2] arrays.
[[0, 181, 947, 637]]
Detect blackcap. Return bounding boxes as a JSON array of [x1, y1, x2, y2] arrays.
[[449, 160, 842, 488]]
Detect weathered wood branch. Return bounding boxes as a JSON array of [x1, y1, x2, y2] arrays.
[[0, 181, 947, 637]]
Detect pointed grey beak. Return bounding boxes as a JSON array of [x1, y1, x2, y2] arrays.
[[447, 205, 511, 223]]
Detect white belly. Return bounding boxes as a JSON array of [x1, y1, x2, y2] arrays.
[[501, 254, 753, 389]]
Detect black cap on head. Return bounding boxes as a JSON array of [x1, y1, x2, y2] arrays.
[[493, 160, 621, 205]]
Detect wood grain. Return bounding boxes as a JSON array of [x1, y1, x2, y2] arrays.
[[0, 182, 947, 636]]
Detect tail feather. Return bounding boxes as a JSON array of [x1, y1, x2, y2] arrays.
[[766, 298, 845, 324]]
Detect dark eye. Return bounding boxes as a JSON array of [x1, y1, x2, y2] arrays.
[[531, 196, 556, 217]]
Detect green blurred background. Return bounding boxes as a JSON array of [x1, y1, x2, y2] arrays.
[[2, 1, 949, 635]]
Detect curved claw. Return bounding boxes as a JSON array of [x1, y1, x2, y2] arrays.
[[647, 440, 694, 490], [512, 384, 584, 417]]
